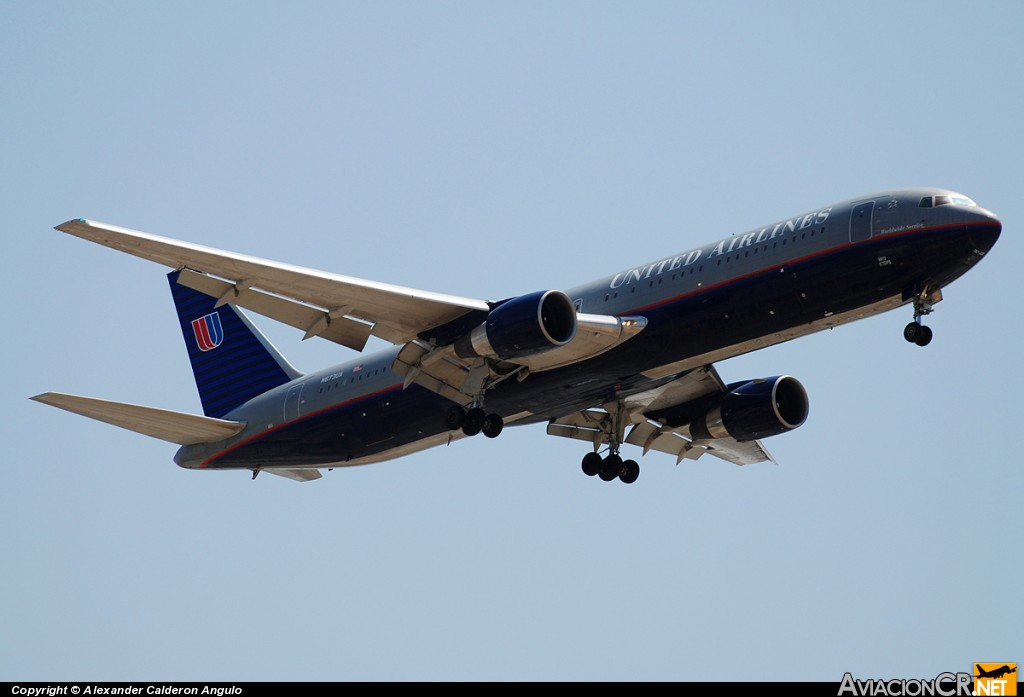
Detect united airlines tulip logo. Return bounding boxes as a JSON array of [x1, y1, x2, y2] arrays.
[[191, 312, 224, 352]]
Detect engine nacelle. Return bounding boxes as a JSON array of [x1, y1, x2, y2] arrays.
[[454, 290, 577, 360], [690, 375, 809, 442]]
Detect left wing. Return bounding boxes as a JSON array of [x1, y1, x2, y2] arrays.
[[55, 219, 491, 351], [546, 366, 775, 466]]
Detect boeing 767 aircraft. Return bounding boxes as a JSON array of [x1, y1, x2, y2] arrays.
[[33, 188, 1000, 483]]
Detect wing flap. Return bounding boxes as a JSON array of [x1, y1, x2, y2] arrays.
[[55, 218, 490, 347], [30, 392, 245, 445], [704, 438, 774, 466], [176, 269, 375, 351], [392, 342, 479, 406], [263, 468, 323, 482], [546, 420, 606, 450], [623, 422, 770, 465]]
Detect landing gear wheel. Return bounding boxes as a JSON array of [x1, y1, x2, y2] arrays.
[[599, 454, 623, 481], [619, 459, 640, 484], [914, 325, 933, 347], [462, 407, 486, 436], [445, 405, 465, 431], [581, 452, 602, 477], [903, 322, 922, 343], [482, 413, 504, 439]]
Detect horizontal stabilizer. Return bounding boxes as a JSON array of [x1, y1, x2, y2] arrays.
[[30, 392, 245, 445]]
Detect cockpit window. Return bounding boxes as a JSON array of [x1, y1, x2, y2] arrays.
[[919, 195, 977, 208]]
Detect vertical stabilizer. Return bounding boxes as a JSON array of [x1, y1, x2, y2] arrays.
[[167, 271, 301, 417]]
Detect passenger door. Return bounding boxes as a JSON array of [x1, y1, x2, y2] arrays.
[[849, 201, 875, 243]]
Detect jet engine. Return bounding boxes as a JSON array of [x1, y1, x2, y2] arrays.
[[689, 375, 809, 442], [454, 290, 577, 361]]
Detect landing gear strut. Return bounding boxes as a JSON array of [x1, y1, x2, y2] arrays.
[[577, 401, 641, 484], [904, 287, 940, 347], [445, 404, 504, 439]]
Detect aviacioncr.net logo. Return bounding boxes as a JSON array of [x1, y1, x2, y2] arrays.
[[838, 672, 973, 696]]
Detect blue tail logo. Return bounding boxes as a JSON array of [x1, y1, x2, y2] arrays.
[[168, 271, 300, 418], [191, 312, 224, 352]]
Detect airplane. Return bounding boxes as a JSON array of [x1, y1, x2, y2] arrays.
[[31, 187, 1000, 484], [976, 665, 1016, 680]]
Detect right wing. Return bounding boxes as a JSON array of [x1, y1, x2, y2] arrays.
[[546, 365, 775, 466], [55, 219, 492, 351]]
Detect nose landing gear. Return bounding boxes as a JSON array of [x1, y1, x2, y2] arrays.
[[903, 321, 933, 347], [904, 287, 941, 347]]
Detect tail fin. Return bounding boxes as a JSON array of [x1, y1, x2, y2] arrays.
[[168, 271, 301, 417]]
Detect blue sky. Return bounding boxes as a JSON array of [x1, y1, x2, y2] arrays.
[[2, 1, 1021, 681]]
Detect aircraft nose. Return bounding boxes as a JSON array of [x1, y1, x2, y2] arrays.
[[966, 206, 1001, 254]]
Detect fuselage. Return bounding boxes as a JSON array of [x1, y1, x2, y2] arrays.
[[174, 188, 1001, 472]]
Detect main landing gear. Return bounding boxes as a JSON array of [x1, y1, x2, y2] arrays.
[[903, 287, 941, 347], [581, 450, 640, 484], [575, 401, 640, 484], [446, 405, 504, 438]]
